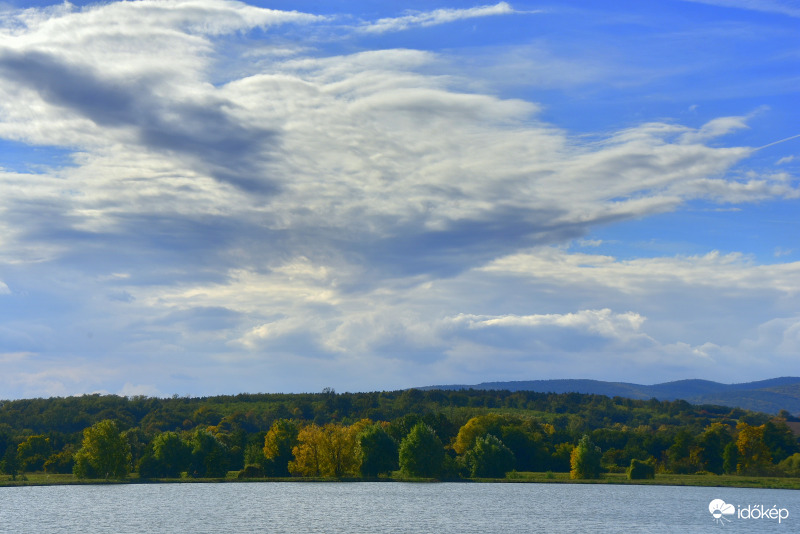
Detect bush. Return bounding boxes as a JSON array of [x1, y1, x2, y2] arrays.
[[627, 458, 655, 480], [237, 464, 265, 479], [777, 453, 800, 477]]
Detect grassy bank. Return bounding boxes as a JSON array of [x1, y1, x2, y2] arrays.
[[3, 471, 800, 489]]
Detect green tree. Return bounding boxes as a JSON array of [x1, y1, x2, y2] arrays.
[[44, 448, 75, 474], [358, 423, 398, 478], [570, 434, 602, 479], [189, 429, 229, 478], [666, 429, 694, 474], [550, 442, 573, 472], [140, 431, 191, 478], [693, 422, 732, 475], [263, 419, 299, 477], [1, 445, 20, 480], [722, 441, 739, 474], [244, 442, 267, 470], [122, 427, 148, 469], [17, 435, 51, 472], [73, 420, 131, 479], [499, 425, 548, 472], [762, 420, 799, 463], [465, 434, 515, 478], [399, 423, 444, 478]]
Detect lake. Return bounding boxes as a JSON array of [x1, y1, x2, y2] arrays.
[[0, 482, 797, 533]]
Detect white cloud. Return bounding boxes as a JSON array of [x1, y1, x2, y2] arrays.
[[679, 115, 749, 144], [0, 1, 797, 395], [452, 309, 647, 341], [482, 247, 800, 294], [118, 382, 163, 398], [359, 2, 517, 34]]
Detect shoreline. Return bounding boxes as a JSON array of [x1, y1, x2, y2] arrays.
[[4, 472, 800, 490]]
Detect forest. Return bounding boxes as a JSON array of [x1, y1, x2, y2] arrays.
[[1, 388, 799, 482]]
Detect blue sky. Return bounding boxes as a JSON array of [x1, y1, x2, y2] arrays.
[[0, 0, 798, 398]]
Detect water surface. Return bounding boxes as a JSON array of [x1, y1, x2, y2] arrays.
[[1, 482, 797, 533]]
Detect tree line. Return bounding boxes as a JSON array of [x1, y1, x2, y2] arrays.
[[1, 389, 799, 480]]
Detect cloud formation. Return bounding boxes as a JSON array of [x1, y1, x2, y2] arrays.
[[0, 0, 798, 397]]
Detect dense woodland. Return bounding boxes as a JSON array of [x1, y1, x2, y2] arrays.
[[1, 389, 799, 481]]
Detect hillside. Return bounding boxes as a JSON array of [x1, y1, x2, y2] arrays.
[[420, 377, 800, 415]]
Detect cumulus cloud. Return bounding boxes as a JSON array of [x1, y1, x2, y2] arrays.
[[0, 1, 797, 395]]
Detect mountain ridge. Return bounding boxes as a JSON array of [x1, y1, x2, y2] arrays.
[[419, 377, 800, 414]]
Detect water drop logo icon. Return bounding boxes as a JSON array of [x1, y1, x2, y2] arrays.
[[709, 499, 735, 525]]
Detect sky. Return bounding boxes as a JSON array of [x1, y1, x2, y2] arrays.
[[0, 0, 799, 399]]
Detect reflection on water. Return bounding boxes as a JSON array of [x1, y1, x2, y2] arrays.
[[0, 482, 797, 533]]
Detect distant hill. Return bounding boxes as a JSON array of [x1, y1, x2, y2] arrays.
[[420, 377, 800, 415]]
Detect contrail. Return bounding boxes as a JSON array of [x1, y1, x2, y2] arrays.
[[755, 133, 800, 151]]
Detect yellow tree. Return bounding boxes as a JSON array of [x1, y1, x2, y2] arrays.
[[263, 419, 299, 477], [320, 423, 360, 477], [453, 414, 509, 455], [289, 423, 362, 477], [289, 424, 324, 476], [736, 422, 772, 475]]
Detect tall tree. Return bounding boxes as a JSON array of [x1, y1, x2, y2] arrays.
[[736, 422, 772, 475], [263, 419, 299, 477], [570, 434, 602, 479], [289, 423, 361, 478], [73, 420, 131, 479], [189, 429, 229, 478], [723, 442, 739, 474], [289, 424, 324, 477], [320, 423, 361, 477], [693, 422, 732, 475], [1, 445, 20, 480], [358, 423, 398, 478]]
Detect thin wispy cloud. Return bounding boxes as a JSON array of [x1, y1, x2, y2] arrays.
[[681, 0, 800, 18], [358, 2, 518, 34]]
